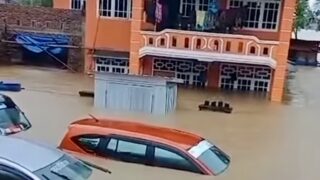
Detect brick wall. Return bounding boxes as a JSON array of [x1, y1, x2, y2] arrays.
[[0, 4, 85, 72]]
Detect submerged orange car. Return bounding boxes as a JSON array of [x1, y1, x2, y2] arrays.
[[59, 117, 231, 176]]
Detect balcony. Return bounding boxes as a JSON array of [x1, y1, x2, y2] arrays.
[[139, 29, 279, 68]]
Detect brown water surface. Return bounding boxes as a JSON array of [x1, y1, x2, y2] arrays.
[[0, 65, 319, 180]]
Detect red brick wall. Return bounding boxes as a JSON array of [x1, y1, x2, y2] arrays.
[[0, 4, 85, 71]]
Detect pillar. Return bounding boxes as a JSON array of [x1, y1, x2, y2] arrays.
[[129, 0, 144, 74], [271, 0, 296, 102]]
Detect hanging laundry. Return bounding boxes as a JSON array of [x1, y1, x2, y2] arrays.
[[208, 0, 219, 14], [155, 0, 162, 24], [196, 10, 206, 31], [145, 0, 156, 24]]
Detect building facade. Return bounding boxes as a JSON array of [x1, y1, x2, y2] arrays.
[[54, 0, 296, 102]]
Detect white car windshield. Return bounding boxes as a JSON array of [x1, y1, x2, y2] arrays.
[[188, 140, 230, 175], [0, 101, 31, 135], [34, 155, 93, 180]]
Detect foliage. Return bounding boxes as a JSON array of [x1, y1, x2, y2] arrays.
[[293, 0, 312, 38]]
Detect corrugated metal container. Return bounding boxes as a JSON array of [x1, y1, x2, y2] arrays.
[[94, 72, 182, 115]]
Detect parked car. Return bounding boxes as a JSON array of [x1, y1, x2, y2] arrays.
[[0, 135, 111, 180], [59, 117, 231, 176], [0, 94, 31, 135]]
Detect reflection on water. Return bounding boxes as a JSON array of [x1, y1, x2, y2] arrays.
[[1, 65, 320, 180]]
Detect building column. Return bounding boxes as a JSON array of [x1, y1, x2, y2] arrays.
[[271, 0, 296, 102], [129, 0, 144, 74]]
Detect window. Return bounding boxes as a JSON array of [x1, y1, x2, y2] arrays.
[[75, 136, 101, 153], [99, 0, 132, 19], [104, 138, 148, 164], [0, 165, 32, 180], [96, 57, 129, 74], [180, 0, 209, 17], [117, 140, 147, 156], [229, 0, 281, 30], [154, 147, 202, 174], [71, 0, 85, 10]]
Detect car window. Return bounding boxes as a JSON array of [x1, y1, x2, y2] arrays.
[[154, 147, 202, 174], [106, 138, 117, 151], [0, 170, 22, 180], [117, 140, 147, 156], [34, 154, 92, 180], [77, 137, 101, 152], [104, 138, 148, 164], [0, 165, 32, 180]]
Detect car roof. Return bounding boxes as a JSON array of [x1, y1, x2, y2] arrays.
[[71, 118, 203, 149], [0, 136, 64, 172]]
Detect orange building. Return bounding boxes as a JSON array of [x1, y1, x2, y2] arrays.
[[53, 0, 296, 102]]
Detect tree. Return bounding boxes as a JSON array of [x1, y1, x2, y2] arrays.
[[293, 0, 312, 39]]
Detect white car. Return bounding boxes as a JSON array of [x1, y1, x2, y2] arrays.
[[0, 135, 111, 180], [0, 94, 31, 135]]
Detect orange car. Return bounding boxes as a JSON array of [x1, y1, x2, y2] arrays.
[[59, 117, 231, 176]]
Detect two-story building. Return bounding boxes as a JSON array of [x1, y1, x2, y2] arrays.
[[53, 0, 296, 102]]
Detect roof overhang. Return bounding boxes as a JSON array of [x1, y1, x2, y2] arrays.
[[140, 47, 277, 69]]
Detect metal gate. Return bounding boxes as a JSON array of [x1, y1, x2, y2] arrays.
[[219, 64, 272, 92], [96, 57, 129, 74], [153, 58, 208, 87]]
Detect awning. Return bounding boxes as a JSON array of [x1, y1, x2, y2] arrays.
[[15, 32, 70, 55], [140, 47, 277, 69]]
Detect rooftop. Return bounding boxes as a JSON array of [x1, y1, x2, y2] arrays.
[[292, 29, 320, 41], [72, 118, 204, 148]]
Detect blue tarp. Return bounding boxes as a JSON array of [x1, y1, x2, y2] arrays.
[[15, 33, 70, 55]]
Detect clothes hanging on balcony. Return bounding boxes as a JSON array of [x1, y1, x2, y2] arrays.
[[196, 10, 206, 31], [155, 0, 162, 24], [208, 0, 219, 14], [204, 11, 216, 31], [145, 0, 156, 24]]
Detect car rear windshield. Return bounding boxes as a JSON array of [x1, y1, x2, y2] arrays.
[[188, 140, 230, 175], [34, 154, 93, 180], [0, 100, 31, 135]]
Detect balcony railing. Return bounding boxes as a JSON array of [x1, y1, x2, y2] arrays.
[[140, 29, 279, 59]]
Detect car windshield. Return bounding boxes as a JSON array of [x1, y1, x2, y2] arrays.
[[0, 102, 31, 135], [34, 154, 93, 180], [188, 140, 230, 175], [198, 146, 230, 175]]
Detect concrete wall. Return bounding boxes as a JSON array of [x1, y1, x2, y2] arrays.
[[0, 4, 85, 71]]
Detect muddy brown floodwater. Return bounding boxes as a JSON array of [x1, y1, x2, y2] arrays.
[[0, 65, 320, 180]]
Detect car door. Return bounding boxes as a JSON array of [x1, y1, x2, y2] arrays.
[[74, 134, 152, 165], [150, 144, 204, 175], [99, 135, 152, 165]]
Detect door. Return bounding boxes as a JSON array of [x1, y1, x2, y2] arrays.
[[219, 64, 272, 92]]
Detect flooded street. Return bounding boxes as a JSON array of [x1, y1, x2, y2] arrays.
[[0, 65, 319, 180]]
